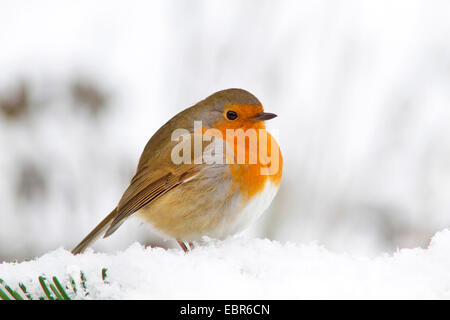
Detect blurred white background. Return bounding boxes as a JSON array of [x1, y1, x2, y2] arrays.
[[1, 0, 450, 261]]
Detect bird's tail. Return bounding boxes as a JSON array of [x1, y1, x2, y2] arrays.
[[71, 208, 117, 255]]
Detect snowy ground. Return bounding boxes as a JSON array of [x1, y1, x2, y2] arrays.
[[2, 230, 450, 299]]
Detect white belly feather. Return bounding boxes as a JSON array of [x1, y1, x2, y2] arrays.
[[209, 180, 280, 239]]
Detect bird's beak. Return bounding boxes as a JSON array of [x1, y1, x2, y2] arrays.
[[249, 112, 277, 122]]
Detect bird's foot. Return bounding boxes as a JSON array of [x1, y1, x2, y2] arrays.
[[177, 240, 194, 253]]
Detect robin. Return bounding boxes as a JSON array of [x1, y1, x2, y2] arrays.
[[71, 88, 282, 254]]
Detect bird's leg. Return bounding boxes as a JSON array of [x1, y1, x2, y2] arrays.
[[177, 240, 189, 253]]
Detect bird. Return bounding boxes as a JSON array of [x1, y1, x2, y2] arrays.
[[71, 88, 282, 254]]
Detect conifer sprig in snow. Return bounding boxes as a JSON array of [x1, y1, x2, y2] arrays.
[[0, 268, 108, 300]]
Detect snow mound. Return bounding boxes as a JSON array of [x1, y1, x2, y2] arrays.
[[2, 230, 450, 299]]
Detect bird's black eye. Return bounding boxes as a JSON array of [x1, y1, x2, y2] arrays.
[[226, 110, 238, 120]]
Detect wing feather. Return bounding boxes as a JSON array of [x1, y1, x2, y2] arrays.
[[103, 164, 203, 237]]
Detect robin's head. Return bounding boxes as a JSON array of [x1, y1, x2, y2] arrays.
[[191, 88, 277, 131]]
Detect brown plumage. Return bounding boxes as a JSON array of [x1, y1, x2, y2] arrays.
[[71, 88, 282, 254]]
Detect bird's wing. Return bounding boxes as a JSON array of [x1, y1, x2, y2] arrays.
[[104, 130, 219, 237], [104, 161, 204, 238]]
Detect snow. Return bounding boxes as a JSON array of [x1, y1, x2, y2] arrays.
[[2, 230, 450, 299]]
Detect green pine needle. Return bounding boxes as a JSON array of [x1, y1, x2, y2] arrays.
[[19, 283, 32, 300], [69, 275, 77, 294], [102, 268, 108, 281], [39, 276, 55, 300], [49, 282, 63, 300], [80, 271, 88, 294], [0, 287, 11, 300], [52, 276, 71, 300]]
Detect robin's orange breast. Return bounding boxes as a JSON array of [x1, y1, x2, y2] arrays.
[[210, 116, 283, 203], [227, 130, 282, 201]]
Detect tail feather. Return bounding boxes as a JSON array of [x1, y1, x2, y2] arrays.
[[71, 208, 118, 255]]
